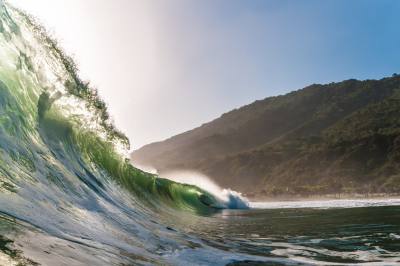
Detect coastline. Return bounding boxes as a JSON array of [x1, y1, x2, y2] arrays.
[[246, 192, 400, 202]]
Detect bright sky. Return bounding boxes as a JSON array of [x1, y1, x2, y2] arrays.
[[8, 0, 400, 149]]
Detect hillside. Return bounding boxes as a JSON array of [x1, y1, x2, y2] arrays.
[[131, 75, 400, 197]]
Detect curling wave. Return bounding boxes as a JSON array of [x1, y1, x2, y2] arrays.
[[160, 171, 249, 209], [4, 3, 398, 266], [0, 2, 255, 265]]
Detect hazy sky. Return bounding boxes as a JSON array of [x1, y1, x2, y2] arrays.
[[9, 0, 400, 149]]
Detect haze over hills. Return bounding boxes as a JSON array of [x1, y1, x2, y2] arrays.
[[131, 75, 400, 198]]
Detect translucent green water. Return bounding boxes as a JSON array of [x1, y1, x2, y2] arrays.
[[0, 1, 399, 265]]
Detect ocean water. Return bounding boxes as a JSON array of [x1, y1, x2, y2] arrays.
[[2, 200, 400, 265], [250, 198, 400, 209], [0, 1, 399, 265]]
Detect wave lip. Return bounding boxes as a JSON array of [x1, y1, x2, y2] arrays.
[[0, 2, 252, 264]]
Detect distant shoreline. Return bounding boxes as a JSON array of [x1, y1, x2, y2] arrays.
[[246, 193, 400, 202]]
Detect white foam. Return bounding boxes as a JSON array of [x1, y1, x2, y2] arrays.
[[250, 198, 400, 209], [132, 162, 159, 175], [0, 253, 17, 266], [160, 170, 249, 209]]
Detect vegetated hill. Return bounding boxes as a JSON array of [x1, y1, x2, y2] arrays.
[[131, 75, 400, 197]]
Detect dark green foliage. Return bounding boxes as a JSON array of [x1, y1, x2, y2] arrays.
[[132, 76, 400, 196]]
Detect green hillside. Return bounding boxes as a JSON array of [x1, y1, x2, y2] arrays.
[[131, 75, 400, 197]]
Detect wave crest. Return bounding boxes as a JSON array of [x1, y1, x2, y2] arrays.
[[158, 170, 249, 209]]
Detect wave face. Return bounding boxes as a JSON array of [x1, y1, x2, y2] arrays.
[[0, 2, 256, 265], [2, 2, 400, 266]]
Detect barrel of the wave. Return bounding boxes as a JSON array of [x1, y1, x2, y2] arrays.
[[147, 178, 223, 214], [0, 1, 233, 218]]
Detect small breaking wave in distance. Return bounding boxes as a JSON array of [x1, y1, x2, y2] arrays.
[[160, 170, 250, 209]]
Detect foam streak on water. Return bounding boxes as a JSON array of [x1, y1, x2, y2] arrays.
[[250, 198, 400, 209]]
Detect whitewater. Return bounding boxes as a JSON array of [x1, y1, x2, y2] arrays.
[[1, 2, 400, 265]]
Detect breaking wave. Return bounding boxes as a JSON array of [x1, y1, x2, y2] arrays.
[[2, 2, 399, 266], [0, 2, 254, 265]]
